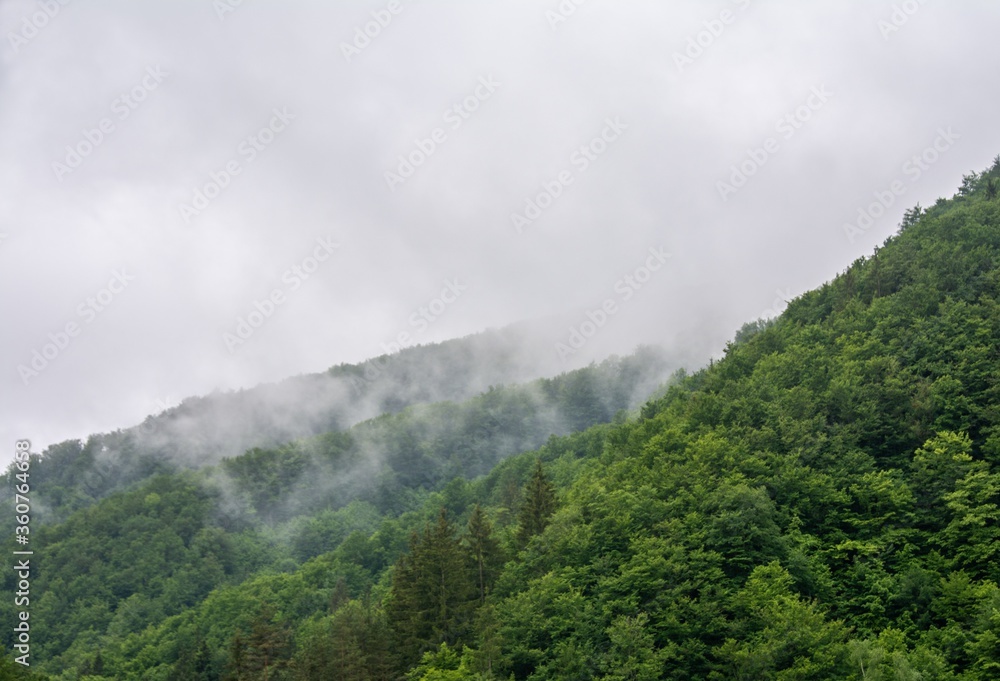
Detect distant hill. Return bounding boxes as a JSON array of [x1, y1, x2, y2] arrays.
[[114, 313, 667, 466], [8, 317, 681, 525]]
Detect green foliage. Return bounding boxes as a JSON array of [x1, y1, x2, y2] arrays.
[[466, 505, 504, 605], [388, 510, 479, 669], [602, 612, 665, 681], [515, 460, 557, 547], [405, 642, 475, 681], [711, 563, 850, 679], [0, 654, 50, 680], [223, 604, 292, 680]]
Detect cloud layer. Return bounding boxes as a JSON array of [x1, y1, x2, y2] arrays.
[[2, 0, 998, 459]]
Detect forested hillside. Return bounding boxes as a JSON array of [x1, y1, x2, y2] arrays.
[[4, 159, 1000, 679], [1, 349, 673, 676], [13, 315, 663, 520], [8, 333, 675, 527]]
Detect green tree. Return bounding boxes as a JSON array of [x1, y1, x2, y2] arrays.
[[293, 602, 369, 681], [0, 654, 50, 679], [388, 509, 477, 669], [516, 460, 557, 547], [169, 630, 215, 680], [225, 605, 291, 680], [405, 642, 478, 681], [910, 431, 974, 527], [711, 563, 850, 680], [465, 505, 502, 605], [942, 469, 1000, 579], [602, 613, 663, 681]]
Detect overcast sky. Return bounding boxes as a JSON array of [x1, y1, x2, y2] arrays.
[[2, 0, 998, 463]]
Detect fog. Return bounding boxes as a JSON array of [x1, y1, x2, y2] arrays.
[[2, 0, 999, 463]]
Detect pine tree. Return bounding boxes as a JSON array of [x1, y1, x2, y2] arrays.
[[330, 575, 350, 613], [361, 596, 396, 681], [248, 607, 291, 679], [170, 630, 214, 681], [516, 460, 557, 546], [466, 504, 502, 604], [472, 604, 503, 678], [193, 637, 214, 680], [330, 601, 370, 681], [225, 632, 246, 681], [387, 508, 477, 669], [225, 605, 291, 680]]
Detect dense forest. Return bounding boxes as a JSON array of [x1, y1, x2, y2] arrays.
[[4, 158, 1000, 679]]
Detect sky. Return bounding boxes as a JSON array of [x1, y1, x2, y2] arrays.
[[2, 0, 999, 463]]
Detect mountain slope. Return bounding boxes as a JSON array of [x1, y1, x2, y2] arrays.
[[14, 320, 682, 525], [475, 160, 1000, 680], [5, 159, 1000, 679], [1, 349, 676, 672]]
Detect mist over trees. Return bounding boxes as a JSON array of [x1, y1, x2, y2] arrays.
[[4, 160, 1000, 678]]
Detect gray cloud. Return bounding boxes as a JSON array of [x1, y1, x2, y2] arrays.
[[3, 0, 999, 461]]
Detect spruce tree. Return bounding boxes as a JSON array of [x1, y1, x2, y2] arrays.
[[225, 605, 291, 680], [516, 459, 557, 546], [387, 508, 477, 669], [465, 504, 502, 604]]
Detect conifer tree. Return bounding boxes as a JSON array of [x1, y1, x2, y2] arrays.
[[388, 508, 477, 669], [516, 459, 557, 546], [466, 504, 502, 604], [225, 605, 291, 680], [169, 633, 214, 680], [330, 575, 350, 613], [361, 596, 396, 681]]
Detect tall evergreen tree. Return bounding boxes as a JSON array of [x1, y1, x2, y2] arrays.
[[516, 460, 557, 546], [330, 575, 350, 613], [387, 509, 477, 670], [170, 631, 214, 681], [225, 605, 291, 680], [465, 504, 502, 605], [361, 597, 396, 681]]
